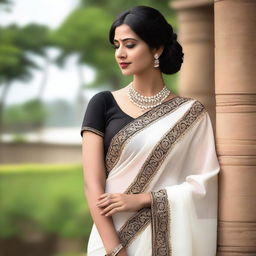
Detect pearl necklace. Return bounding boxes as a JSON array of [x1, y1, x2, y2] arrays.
[[128, 82, 171, 110]]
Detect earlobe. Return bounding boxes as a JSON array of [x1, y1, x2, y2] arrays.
[[153, 45, 164, 58]]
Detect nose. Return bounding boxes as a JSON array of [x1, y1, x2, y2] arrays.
[[115, 45, 127, 59]]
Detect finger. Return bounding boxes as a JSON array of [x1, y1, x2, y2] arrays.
[[97, 198, 112, 207], [98, 193, 109, 200], [105, 206, 123, 217], [97, 194, 118, 206], [100, 202, 120, 215], [97, 195, 118, 206], [96, 195, 111, 206]]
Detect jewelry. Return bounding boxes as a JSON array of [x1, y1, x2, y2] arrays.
[[105, 243, 124, 256], [128, 82, 171, 110], [153, 54, 159, 68]]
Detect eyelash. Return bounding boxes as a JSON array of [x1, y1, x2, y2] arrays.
[[112, 44, 135, 49]]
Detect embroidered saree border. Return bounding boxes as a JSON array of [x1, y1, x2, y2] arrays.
[[151, 189, 171, 256], [117, 190, 171, 255], [125, 100, 206, 194], [118, 207, 151, 247], [105, 97, 191, 173], [117, 100, 206, 252]]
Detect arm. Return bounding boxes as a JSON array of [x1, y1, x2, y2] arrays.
[[96, 192, 152, 217], [82, 131, 127, 255]]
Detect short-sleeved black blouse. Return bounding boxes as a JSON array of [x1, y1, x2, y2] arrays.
[[80, 91, 134, 158]]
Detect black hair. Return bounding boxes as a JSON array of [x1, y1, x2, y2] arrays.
[[109, 5, 184, 75]]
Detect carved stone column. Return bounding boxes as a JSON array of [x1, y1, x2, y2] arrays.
[[170, 0, 216, 126], [214, 0, 256, 254]]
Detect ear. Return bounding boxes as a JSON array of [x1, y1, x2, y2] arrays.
[[152, 45, 164, 57]]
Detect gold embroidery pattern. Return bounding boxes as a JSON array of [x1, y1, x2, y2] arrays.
[[117, 101, 206, 250], [117, 189, 171, 253], [125, 100, 206, 194], [80, 126, 104, 137], [118, 207, 151, 247], [151, 189, 171, 256], [105, 97, 191, 173]]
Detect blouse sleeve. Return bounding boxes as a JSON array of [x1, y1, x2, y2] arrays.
[[80, 92, 106, 138]]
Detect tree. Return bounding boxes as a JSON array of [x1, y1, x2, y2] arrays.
[[51, 7, 118, 88], [0, 0, 12, 11], [80, 0, 176, 19], [3, 99, 48, 132], [0, 24, 50, 137], [51, 2, 178, 92]]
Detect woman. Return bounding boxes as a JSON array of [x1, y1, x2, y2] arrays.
[[81, 5, 220, 256]]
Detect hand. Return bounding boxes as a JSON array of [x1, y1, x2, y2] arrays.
[[96, 192, 151, 217]]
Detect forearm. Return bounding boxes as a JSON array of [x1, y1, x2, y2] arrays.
[[138, 192, 152, 208], [85, 187, 122, 253]]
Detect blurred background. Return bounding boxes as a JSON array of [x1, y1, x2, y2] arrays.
[[0, 1, 179, 255]]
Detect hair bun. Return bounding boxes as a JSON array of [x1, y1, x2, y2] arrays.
[[166, 32, 177, 46], [172, 32, 177, 42]]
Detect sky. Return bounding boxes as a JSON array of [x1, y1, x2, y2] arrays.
[[0, 0, 97, 105]]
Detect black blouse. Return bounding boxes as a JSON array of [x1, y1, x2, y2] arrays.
[[80, 91, 134, 157]]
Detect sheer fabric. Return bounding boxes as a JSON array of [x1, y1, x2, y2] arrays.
[[85, 96, 220, 256]]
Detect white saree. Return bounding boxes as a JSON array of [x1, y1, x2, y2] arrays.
[[87, 96, 220, 256]]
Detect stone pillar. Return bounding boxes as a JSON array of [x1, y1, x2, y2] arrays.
[[214, 0, 256, 254], [170, 0, 216, 126]]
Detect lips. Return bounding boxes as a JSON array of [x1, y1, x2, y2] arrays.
[[120, 62, 131, 69]]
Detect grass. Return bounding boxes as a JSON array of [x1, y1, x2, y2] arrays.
[[0, 164, 93, 239]]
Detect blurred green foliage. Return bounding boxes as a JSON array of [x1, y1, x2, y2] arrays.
[[51, 7, 117, 88], [11, 133, 27, 143], [80, 0, 176, 21], [0, 24, 51, 135], [51, 2, 179, 90], [0, 2, 180, 138], [0, 0, 12, 11], [0, 24, 50, 83], [3, 99, 48, 131], [0, 164, 92, 240]]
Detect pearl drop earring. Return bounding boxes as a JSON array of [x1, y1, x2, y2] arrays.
[[153, 54, 159, 68]]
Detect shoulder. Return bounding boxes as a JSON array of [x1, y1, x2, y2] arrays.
[[89, 90, 110, 102], [194, 99, 207, 113], [86, 90, 112, 107], [180, 96, 207, 111], [178, 96, 208, 122]]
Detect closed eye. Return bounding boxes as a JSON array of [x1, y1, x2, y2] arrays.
[[112, 44, 136, 49], [126, 44, 135, 49]]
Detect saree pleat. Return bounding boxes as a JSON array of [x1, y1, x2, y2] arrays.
[[87, 97, 220, 256]]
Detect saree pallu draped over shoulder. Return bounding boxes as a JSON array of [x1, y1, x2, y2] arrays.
[[87, 97, 220, 256]]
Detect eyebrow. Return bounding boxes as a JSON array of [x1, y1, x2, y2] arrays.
[[113, 38, 138, 43]]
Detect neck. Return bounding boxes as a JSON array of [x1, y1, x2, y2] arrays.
[[131, 69, 165, 96]]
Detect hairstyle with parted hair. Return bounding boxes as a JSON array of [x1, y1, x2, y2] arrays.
[[109, 5, 184, 74]]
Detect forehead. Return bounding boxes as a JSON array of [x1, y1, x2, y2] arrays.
[[114, 24, 139, 41]]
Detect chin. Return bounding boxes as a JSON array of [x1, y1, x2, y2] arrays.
[[121, 70, 133, 76]]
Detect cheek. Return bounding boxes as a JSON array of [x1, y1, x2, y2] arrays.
[[114, 51, 118, 61], [132, 49, 153, 69]]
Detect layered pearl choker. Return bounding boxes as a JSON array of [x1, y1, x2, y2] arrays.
[[128, 82, 171, 110]]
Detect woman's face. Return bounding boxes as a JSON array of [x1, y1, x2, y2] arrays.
[[113, 24, 156, 76]]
